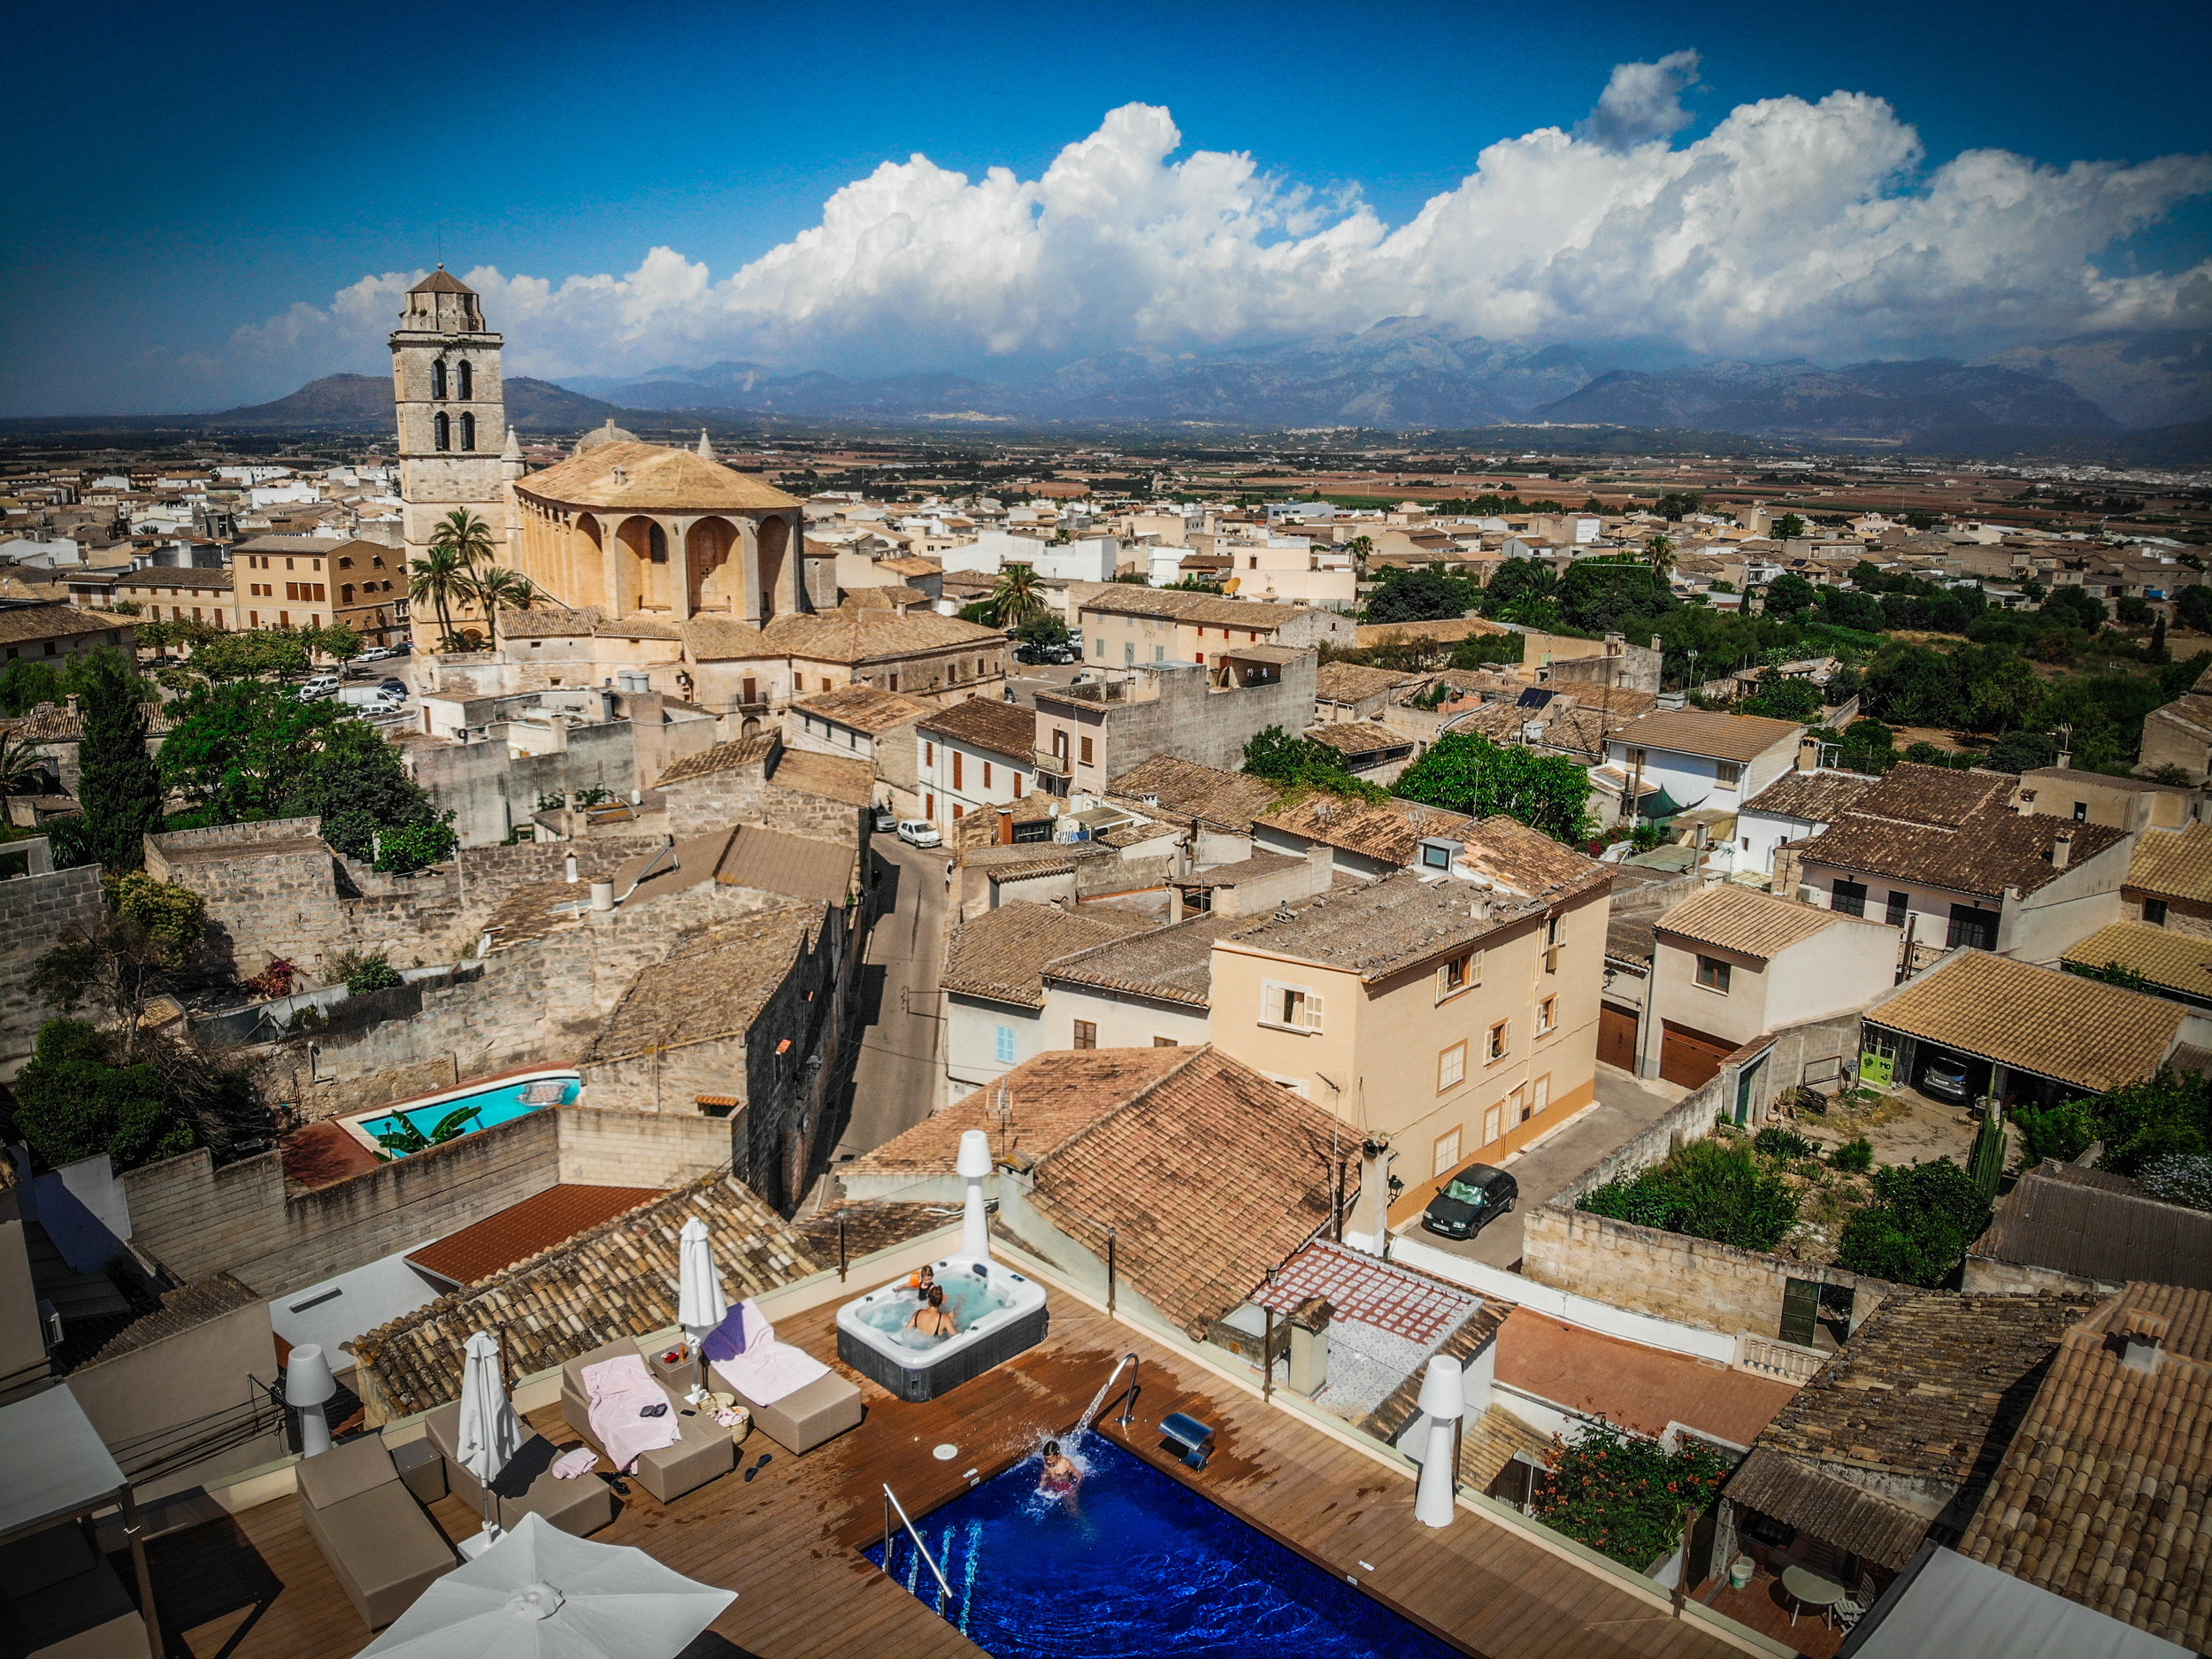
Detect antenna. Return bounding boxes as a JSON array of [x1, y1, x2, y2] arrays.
[[988, 1084, 1015, 1159]]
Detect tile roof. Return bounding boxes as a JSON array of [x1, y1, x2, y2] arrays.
[[940, 901, 1153, 1008], [1045, 910, 1245, 1008], [1, 701, 176, 741], [1445, 700, 1616, 764], [764, 746, 873, 808], [1075, 585, 1313, 631], [585, 901, 826, 1063], [86, 1273, 258, 1364], [1869, 951, 2184, 1093], [846, 1047, 1194, 1180], [1456, 1403, 1554, 1491], [794, 1202, 958, 1262], [1969, 1165, 2212, 1291], [681, 614, 778, 659], [1617, 708, 1806, 763], [1018, 1046, 1344, 1337], [2019, 764, 2193, 797], [1848, 761, 2015, 827], [1454, 813, 1611, 897], [1314, 662, 1426, 703], [2062, 920, 2212, 1004], [657, 734, 777, 785], [1255, 1240, 1480, 1348], [1108, 755, 1281, 829], [705, 826, 854, 904], [1654, 884, 1866, 961], [516, 442, 801, 511], [405, 1187, 664, 1286], [1724, 1448, 1932, 1571], [1218, 866, 1548, 984], [765, 605, 1002, 664], [1356, 616, 1513, 647], [1958, 1283, 2212, 1648], [1748, 1288, 2096, 1485], [353, 1171, 824, 1419], [1499, 1310, 1799, 1450], [1181, 851, 1303, 888], [0, 603, 134, 647], [1303, 720, 1416, 757], [789, 683, 934, 733], [1256, 793, 1479, 866], [1793, 804, 2127, 899], [917, 694, 1037, 761], [2127, 821, 2212, 906], [1740, 768, 1878, 823], [106, 565, 235, 589]]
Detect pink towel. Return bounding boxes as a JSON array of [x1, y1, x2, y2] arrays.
[[581, 1354, 682, 1473], [711, 1301, 830, 1407], [550, 1447, 601, 1479]]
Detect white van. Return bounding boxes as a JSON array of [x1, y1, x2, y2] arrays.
[[297, 675, 341, 701], [337, 684, 404, 710]]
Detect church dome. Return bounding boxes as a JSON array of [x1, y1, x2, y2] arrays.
[[573, 418, 638, 456]]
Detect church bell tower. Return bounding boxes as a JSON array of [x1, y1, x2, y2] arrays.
[[390, 266, 509, 571]]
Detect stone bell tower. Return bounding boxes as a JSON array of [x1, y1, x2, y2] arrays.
[[390, 266, 509, 567]]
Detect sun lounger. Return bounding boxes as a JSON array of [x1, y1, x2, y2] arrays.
[[296, 1434, 456, 1630], [0, 1521, 150, 1657], [708, 1301, 865, 1455], [419, 1406, 612, 1538], [557, 1338, 733, 1503]]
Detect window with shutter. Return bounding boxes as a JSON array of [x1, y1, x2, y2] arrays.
[[1072, 1020, 1097, 1050], [1439, 1043, 1466, 1091], [995, 1025, 1015, 1064]]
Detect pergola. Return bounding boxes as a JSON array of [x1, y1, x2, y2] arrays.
[[0, 1384, 162, 1654]]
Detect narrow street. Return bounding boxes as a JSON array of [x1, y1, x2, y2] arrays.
[[826, 831, 950, 1165]]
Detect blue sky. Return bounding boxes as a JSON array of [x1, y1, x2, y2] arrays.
[[6, 0, 2208, 414]]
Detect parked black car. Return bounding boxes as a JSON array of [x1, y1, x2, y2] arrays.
[[1421, 1162, 1517, 1240]]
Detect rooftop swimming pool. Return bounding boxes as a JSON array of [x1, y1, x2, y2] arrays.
[[868, 1434, 1460, 1658], [349, 1072, 580, 1157]]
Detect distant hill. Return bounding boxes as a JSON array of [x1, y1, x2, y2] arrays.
[[1532, 357, 2116, 443], [1976, 331, 2212, 431], [207, 373, 624, 432]]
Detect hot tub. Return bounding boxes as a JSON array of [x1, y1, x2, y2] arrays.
[[835, 1256, 1048, 1402]]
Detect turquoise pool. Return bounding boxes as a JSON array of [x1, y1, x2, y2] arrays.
[[357, 1075, 580, 1156]]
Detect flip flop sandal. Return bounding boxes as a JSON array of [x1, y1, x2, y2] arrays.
[[744, 1453, 774, 1481]]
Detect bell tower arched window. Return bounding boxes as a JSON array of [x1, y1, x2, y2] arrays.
[[434, 411, 450, 451], [431, 359, 448, 400], [459, 412, 476, 451], [457, 360, 472, 400]]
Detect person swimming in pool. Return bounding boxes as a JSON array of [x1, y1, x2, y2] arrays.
[[1039, 1440, 1082, 1514], [908, 1283, 959, 1339]]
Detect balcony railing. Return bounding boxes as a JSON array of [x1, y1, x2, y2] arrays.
[[1033, 749, 1069, 777]]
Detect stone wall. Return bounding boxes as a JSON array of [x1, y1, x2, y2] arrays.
[[662, 744, 865, 844], [413, 719, 641, 848], [0, 861, 104, 1076], [120, 1104, 737, 1297]]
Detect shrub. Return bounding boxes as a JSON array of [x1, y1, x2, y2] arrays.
[[2016, 1069, 2211, 1176], [242, 956, 299, 1001], [1836, 1157, 1990, 1286], [1830, 1138, 1873, 1173], [373, 820, 458, 873], [1754, 1125, 1818, 1162], [9, 1019, 196, 1171], [2014, 1096, 2101, 1166], [1578, 1136, 1800, 1252], [1530, 1418, 1733, 1569], [329, 950, 403, 996], [2136, 1153, 2212, 1213], [1578, 1169, 1678, 1231]]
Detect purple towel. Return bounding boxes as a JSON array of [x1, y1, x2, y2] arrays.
[[700, 1303, 749, 1363]]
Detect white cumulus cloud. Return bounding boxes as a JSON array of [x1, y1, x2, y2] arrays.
[[224, 64, 2212, 398]]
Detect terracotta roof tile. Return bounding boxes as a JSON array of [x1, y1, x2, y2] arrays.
[[1108, 755, 1281, 830], [1256, 793, 1479, 866], [1044, 910, 1244, 1008], [406, 1187, 664, 1286], [2061, 919, 2212, 1003], [917, 695, 1036, 761], [518, 442, 800, 512], [353, 1171, 822, 1418], [1958, 1283, 2212, 1647], [657, 734, 776, 784], [789, 684, 934, 733], [1793, 805, 2127, 899], [765, 605, 1002, 664], [86, 1273, 257, 1364], [941, 901, 1153, 1009], [1655, 884, 1873, 961], [1617, 708, 1806, 764], [1076, 586, 1315, 631], [1302, 720, 1415, 757], [795, 1202, 958, 1261], [1314, 662, 1427, 703], [2127, 820, 2212, 907], [765, 746, 873, 807], [1848, 761, 2016, 827], [1217, 866, 1548, 984], [1869, 950, 2184, 1093], [585, 901, 826, 1063], [1740, 768, 1879, 823]]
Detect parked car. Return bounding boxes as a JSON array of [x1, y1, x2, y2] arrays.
[[297, 675, 341, 701], [871, 805, 897, 833], [1016, 641, 1079, 665], [896, 819, 942, 848], [1920, 1052, 1974, 1102], [1421, 1162, 1517, 1241], [377, 678, 410, 698], [356, 644, 399, 662]]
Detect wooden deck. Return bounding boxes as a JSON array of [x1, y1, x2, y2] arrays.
[[149, 1291, 1761, 1659]]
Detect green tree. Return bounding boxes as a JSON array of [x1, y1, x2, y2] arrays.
[[463, 567, 536, 647], [1738, 674, 1823, 722], [0, 658, 61, 713], [2116, 595, 2155, 628], [1240, 726, 1385, 803], [1652, 491, 1704, 521], [412, 509, 495, 647], [27, 872, 205, 1060], [1644, 534, 1676, 583], [1557, 560, 1674, 634], [8, 1019, 190, 1171], [2176, 587, 2212, 633], [1762, 572, 1821, 619], [988, 563, 1046, 627], [1368, 567, 1480, 625], [183, 628, 311, 682], [1837, 1157, 1990, 1286], [1775, 512, 1807, 540], [1396, 731, 1594, 845], [2040, 586, 2107, 630], [74, 647, 165, 871], [1013, 612, 1070, 648], [1478, 557, 1556, 618]]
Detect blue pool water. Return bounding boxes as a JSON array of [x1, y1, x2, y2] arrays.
[[866, 1435, 1461, 1658], [359, 1076, 580, 1154]]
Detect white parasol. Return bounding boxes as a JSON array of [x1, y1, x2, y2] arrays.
[[456, 1330, 521, 1540], [355, 1511, 735, 1658], [676, 1217, 726, 1398]]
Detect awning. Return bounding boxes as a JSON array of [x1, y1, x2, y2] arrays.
[[1845, 1542, 2193, 1659], [1638, 785, 1691, 820], [0, 1386, 128, 1540]]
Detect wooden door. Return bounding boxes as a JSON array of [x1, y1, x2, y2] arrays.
[[1598, 1002, 1639, 1071], [1659, 1020, 1732, 1089]]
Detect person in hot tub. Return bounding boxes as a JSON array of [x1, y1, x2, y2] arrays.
[[905, 1263, 935, 1296], [908, 1283, 959, 1340]]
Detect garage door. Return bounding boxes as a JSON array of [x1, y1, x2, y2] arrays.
[[1660, 1020, 1734, 1090], [1599, 1002, 1640, 1071]]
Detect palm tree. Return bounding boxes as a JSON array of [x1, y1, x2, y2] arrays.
[[0, 730, 50, 800], [431, 508, 496, 570], [467, 565, 539, 647], [1645, 534, 1677, 584], [408, 544, 469, 649], [990, 563, 1045, 628]]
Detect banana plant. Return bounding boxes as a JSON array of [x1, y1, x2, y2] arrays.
[[373, 1102, 485, 1159]]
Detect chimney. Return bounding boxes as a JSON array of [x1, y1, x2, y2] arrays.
[[564, 852, 580, 884], [65, 694, 80, 718], [1350, 1137, 1394, 1252], [1796, 734, 1820, 773], [2052, 828, 2074, 870], [2055, 749, 2072, 771], [588, 879, 615, 913], [1168, 886, 1185, 924], [2117, 1309, 2170, 1374], [2016, 787, 2035, 816]]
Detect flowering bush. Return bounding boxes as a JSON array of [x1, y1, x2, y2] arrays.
[[1530, 1418, 1733, 1569]]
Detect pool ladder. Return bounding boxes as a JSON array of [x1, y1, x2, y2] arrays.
[[882, 1483, 954, 1612], [1083, 1352, 1141, 1435]]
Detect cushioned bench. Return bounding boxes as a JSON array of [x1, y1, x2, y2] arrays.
[[420, 1405, 612, 1538], [724, 1370, 864, 1455], [296, 1436, 456, 1631], [557, 1339, 733, 1504]]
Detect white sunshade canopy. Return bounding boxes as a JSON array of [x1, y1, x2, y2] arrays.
[[356, 1511, 735, 1659], [0, 1385, 127, 1539]]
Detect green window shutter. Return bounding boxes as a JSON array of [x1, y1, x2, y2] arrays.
[[1780, 1277, 1820, 1348]]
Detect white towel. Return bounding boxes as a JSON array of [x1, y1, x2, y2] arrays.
[[550, 1446, 601, 1479]]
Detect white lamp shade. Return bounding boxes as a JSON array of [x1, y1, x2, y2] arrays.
[[956, 1128, 993, 1179], [284, 1342, 336, 1406], [1417, 1354, 1464, 1421]]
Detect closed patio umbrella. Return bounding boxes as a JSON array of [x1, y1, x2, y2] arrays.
[[676, 1217, 726, 1398], [356, 1511, 735, 1658], [457, 1330, 521, 1541]]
